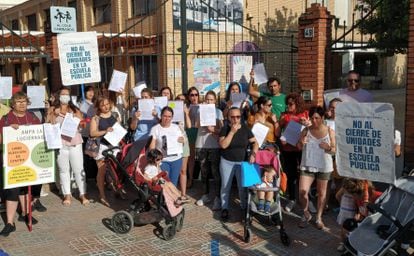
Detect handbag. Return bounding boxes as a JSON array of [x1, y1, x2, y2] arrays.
[[84, 137, 100, 158], [240, 162, 261, 187]]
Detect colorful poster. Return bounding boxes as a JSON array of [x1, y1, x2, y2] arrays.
[[335, 103, 395, 184], [3, 125, 55, 189], [231, 56, 252, 92], [193, 58, 220, 95], [173, 0, 243, 32], [57, 31, 101, 86]]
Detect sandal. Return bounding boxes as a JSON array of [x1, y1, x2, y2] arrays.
[[80, 195, 90, 206], [100, 198, 110, 207], [298, 212, 312, 228], [62, 195, 71, 206], [315, 219, 326, 230], [178, 196, 190, 203]]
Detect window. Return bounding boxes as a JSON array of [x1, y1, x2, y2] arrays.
[[15, 64, 22, 84], [100, 57, 114, 83], [30, 63, 40, 84], [27, 14, 37, 31], [94, 0, 112, 24], [134, 56, 158, 91], [354, 53, 378, 76], [11, 19, 19, 30], [132, 0, 156, 16], [43, 9, 50, 32]]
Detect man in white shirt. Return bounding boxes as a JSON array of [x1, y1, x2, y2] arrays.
[[339, 70, 373, 103]]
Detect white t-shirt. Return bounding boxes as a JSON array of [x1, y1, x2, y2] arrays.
[[195, 108, 223, 149], [144, 164, 160, 179], [150, 123, 183, 162], [339, 88, 373, 103]]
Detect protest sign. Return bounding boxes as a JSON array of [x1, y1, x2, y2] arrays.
[[253, 63, 268, 85], [57, 31, 101, 86], [199, 104, 216, 126], [168, 101, 184, 123], [27, 86, 46, 109], [335, 103, 395, 184], [231, 56, 252, 91], [0, 76, 12, 99], [3, 125, 55, 189], [133, 81, 147, 98], [109, 70, 128, 92], [193, 58, 220, 95]]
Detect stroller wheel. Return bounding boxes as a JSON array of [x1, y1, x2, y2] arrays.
[[162, 224, 176, 241], [280, 231, 290, 246], [111, 210, 134, 234], [243, 227, 251, 243], [176, 209, 185, 232]]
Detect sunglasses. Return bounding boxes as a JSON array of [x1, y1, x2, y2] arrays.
[[156, 158, 163, 161], [230, 115, 241, 119], [189, 93, 199, 97], [348, 79, 359, 83]]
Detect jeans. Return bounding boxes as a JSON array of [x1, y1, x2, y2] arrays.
[[57, 144, 87, 195], [161, 158, 182, 187], [219, 157, 247, 210]]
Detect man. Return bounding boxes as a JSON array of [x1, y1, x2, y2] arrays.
[[339, 70, 373, 103], [248, 70, 286, 119]]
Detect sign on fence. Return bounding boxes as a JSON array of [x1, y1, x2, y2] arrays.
[[50, 6, 77, 33], [335, 103, 395, 184]]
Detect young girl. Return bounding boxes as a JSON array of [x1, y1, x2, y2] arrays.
[[257, 166, 276, 214], [143, 149, 189, 207]]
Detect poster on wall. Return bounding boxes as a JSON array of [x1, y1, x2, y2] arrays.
[[3, 125, 55, 189], [57, 31, 101, 86], [173, 0, 243, 32], [335, 102, 395, 184], [193, 58, 220, 95], [231, 55, 252, 92]]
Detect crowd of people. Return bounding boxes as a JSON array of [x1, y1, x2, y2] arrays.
[[0, 69, 398, 253]]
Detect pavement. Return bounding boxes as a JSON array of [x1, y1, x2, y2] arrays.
[[0, 179, 344, 256]]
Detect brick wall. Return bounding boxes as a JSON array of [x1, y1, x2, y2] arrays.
[[405, 0, 414, 168]]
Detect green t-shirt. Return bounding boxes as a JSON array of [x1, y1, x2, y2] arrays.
[[260, 92, 286, 119]]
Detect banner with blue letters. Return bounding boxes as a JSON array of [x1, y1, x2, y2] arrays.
[[335, 103, 395, 184]]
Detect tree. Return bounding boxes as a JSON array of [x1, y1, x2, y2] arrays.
[[356, 0, 409, 55]]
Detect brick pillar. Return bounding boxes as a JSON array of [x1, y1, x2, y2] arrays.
[[297, 3, 333, 106], [404, 0, 414, 168], [45, 33, 63, 93]]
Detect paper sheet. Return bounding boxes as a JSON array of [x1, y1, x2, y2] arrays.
[[103, 122, 127, 146], [167, 101, 184, 123], [154, 96, 168, 109], [71, 96, 79, 107], [303, 140, 325, 169], [60, 113, 81, 138], [323, 90, 340, 109], [133, 81, 147, 98], [251, 123, 270, 147], [325, 120, 335, 131], [230, 92, 247, 108], [0, 76, 13, 99], [27, 86, 46, 109], [43, 123, 62, 149], [109, 70, 128, 92], [199, 104, 216, 126], [281, 121, 304, 146], [253, 63, 268, 85], [166, 134, 183, 155], [138, 99, 155, 120]]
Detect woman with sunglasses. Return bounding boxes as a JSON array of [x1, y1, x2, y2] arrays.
[[248, 96, 279, 150], [278, 92, 310, 213], [186, 87, 200, 188], [219, 107, 258, 220]]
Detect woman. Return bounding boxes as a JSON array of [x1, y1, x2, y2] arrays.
[[219, 107, 258, 220], [220, 82, 249, 122], [279, 92, 310, 212], [129, 88, 159, 142], [248, 96, 279, 150], [90, 96, 121, 207], [186, 87, 200, 188], [149, 106, 185, 186], [195, 91, 223, 210], [46, 87, 89, 206], [297, 106, 335, 229], [0, 92, 41, 236], [160, 86, 174, 100]]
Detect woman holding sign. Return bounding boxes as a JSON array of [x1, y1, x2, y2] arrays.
[[297, 106, 335, 230], [0, 92, 40, 236], [46, 87, 89, 206]]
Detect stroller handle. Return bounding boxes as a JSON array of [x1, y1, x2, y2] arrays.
[[102, 146, 121, 157], [367, 203, 403, 229]]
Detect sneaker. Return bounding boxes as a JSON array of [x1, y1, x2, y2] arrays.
[[221, 209, 229, 221], [18, 215, 38, 225], [40, 188, 49, 197], [196, 194, 211, 206], [33, 200, 47, 212], [308, 200, 317, 214], [284, 200, 295, 212], [337, 242, 345, 252], [257, 201, 264, 212], [212, 197, 221, 211], [264, 202, 271, 214], [0, 223, 16, 237]]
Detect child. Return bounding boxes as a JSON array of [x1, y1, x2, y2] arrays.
[[257, 166, 276, 214], [143, 149, 189, 207]]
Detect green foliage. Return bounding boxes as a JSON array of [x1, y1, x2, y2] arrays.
[[356, 0, 409, 55]]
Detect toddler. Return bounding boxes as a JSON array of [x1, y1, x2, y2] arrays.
[[257, 166, 276, 214]]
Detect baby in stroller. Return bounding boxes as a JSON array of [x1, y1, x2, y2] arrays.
[[256, 166, 277, 214], [143, 149, 189, 207]]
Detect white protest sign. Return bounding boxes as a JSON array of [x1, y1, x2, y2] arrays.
[[3, 125, 55, 189], [335, 103, 395, 184], [281, 121, 304, 146], [251, 123, 269, 147], [133, 81, 147, 98], [109, 70, 128, 92], [27, 86, 46, 109], [43, 123, 62, 149], [232, 56, 252, 86], [230, 92, 247, 108], [0, 76, 12, 99], [104, 122, 127, 146], [253, 63, 268, 85], [168, 101, 184, 123], [57, 31, 101, 86], [199, 104, 216, 126], [138, 99, 155, 120], [50, 6, 77, 33], [154, 96, 168, 109]]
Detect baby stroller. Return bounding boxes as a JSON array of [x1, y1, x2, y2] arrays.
[[102, 137, 185, 241], [243, 150, 290, 245], [343, 176, 414, 256]]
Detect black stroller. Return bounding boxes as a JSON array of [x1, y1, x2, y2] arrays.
[[102, 138, 185, 240]]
